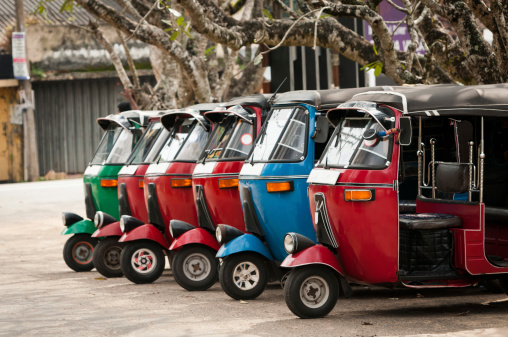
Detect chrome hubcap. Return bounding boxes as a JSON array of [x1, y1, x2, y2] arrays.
[[300, 275, 329, 308], [182, 252, 211, 281], [232, 261, 259, 291]]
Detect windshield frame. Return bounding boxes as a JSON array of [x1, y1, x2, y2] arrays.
[[317, 107, 395, 170], [125, 121, 166, 165], [173, 121, 210, 163], [249, 104, 310, 164], [89, 123, 133, 166], [199, 113, 256, 163]]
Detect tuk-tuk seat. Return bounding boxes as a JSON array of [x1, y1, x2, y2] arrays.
[[485, 207, 508, 224], [399, 213, 462, 230], [399, 200, 416, 214]]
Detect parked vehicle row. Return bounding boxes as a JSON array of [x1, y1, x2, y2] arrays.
[[61, 84, 508, 319]]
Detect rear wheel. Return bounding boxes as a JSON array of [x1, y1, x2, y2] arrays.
[[63, 234, 99, 272], [172, 246, 218, 291], [219, 253, 268, 300], [120, 241, 165, 284], [93, 237, 124, 278], [284, 266, 339, 319]]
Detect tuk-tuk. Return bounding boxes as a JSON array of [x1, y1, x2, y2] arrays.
[[169, 94, 271, 291], [118, 104, 218, 284], [215, 88, 390, 300], [281, 84, 508, 318], [61, 111, 156, 272], [91, 113, 170, 277]]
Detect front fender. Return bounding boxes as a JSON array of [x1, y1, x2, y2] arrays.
[[119, 224, 169, 250], [216, 234, 273, 261], [91, 221, 123, 238], [169, 227, 220, 252], [280, 244, 344, 277], [61, 219, 96, 235]]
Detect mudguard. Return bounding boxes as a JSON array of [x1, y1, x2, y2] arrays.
[[169, 227, 220, 252], [119, 224, 169, 249], [91, 221, 123, 238], [61, 219, 96, 235], [216, 234, 273, 261], [280, 244, 345, 276]]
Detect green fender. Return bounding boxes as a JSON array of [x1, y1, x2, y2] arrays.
[[61, 219, 96, 235]]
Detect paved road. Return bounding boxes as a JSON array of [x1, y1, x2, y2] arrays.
[[1, 179, 508, 337]]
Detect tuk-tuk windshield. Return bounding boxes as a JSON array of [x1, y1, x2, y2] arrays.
[[175, 122, 209, 161], [251, 106, 307, 162], [90, 124, 134, 165], [318, 109, 394, 169], [127, 121, 165, 164], [155, 118, 194, 163], [201, 115, 253, 161]]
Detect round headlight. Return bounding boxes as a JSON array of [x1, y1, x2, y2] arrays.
[[94, 212, 101, 228], [120, 218, 125, 233], [61, 212, 66, 226], [284, 233, 296, 254], [216, 226, 222, 245]]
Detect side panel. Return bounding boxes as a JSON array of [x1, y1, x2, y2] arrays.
[[280, 244, 344, 276], [118, 164, 149, 222], [91, 221, 123, 238], [61, 219, 96, 235], [118, 224, 169, 249], [84, 165, 122, 219], [169, 227, 220, 251], [216, 234, 274, 260]]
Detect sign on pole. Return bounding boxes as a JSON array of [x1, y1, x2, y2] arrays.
[[12, 32, 30, 80]]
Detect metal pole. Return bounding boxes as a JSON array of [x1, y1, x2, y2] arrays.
[[468, 140, 474, 202], [15, 0, 39, 181], [480, 117, 485, 203], [430, 138, 436, 198], [417, 116, 422, 196]]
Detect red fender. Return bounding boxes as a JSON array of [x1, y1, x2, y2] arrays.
[[119, 224, 170, 250], [280, 244, 345, 277], [169, 227, 220, 252], [91, 221, 123, 238]]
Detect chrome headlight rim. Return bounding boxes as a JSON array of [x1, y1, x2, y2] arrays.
[[120, 217, 126, 233], [216, 226, 223, 245], [284, 233, 296, 254]]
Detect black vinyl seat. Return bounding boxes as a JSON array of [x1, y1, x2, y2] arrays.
[[399, 213, 462, 230]]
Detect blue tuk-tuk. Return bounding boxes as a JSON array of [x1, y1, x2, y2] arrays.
[[215, 87, 389, 300]]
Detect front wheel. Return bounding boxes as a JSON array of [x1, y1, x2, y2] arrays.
[[172, 246, 218, 291], [93, 237, 124, 278], [120, 241, 165, 284], [63, 234, 99, 272], [284, 266, 339, 319], [219, 253, 268, 300]]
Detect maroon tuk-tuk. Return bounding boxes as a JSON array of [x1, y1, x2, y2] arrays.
[[281, 84, 508, 318]]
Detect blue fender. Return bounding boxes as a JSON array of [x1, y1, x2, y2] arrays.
[[61, 219, 96, 235], [216, 234, 274, 261]]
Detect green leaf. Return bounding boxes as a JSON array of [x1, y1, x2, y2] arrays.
[[176, 16, 184, 26], [59, 0, 73, 13], [183, 30, 194, 39], [262, 9, 273, 21], [205, 45, 216, 56], [253, 54, 263, 65], [170, 31, 180, 41], [373, 45, 378, 56], [374, 64, 382, 76], [319, 14, 331, 19]]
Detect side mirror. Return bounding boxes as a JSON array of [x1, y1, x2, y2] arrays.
[[399, 117, 412, 146], [312, 116, 330, 143]]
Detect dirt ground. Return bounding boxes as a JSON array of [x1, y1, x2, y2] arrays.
[[1, 179, 508, 337]]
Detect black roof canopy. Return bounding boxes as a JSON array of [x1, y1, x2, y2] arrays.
[[225, 94, 271, 110]]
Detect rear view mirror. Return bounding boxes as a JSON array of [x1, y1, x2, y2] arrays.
[[313, 116, 330, 143], [399, 117, 412, 146]]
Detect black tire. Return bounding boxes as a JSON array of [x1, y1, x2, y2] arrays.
[[172, 246, 218, 291], [120, 241, 165, 284], [63, 234, 99, 272], [284, 266, 339, 319], [219, 253, 268, 300], [93, 237, 124, 278]]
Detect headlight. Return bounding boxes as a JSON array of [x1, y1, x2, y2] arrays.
[[94, 212, 102, 228], [62, 213, 66, 226], [62, 212, 83, 227], [169, 220, 195, 239], [120, 217, 125, 233], [216, 226, 222, 245], [94, 211, 117, 229], [284, 233, 296, 254]]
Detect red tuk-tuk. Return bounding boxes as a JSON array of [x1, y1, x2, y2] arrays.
[[281, 84, 508, 318], [91, 113, 169, 277], [118, 104, 218, 284], [169, 94, 270, 291]]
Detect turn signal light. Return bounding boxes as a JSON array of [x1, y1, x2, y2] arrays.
[[344, 189, 373, 201], [171, 178, 192, 188], [100, 179, 118, 187], [266, 181, 293, 193], [218, 178, 239, 189], [138, 180, 145, 189]]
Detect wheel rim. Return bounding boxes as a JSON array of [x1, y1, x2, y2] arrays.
[[72, 241, 94, 265], [182, 252, 211, 282], [299, 275, 330, 309], [232, 261, 260, 291], [131, 248, 158, 274], [103, 245, 122, 270]]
